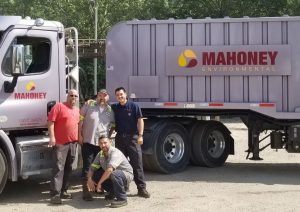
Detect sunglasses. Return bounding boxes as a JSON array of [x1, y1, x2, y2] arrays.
[[70, 94, 78, 98]]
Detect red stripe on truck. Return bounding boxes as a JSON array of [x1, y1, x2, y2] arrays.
[[209, 103, 224, 107], [164, 102, 178, 106], [259, 103, 275, 107]]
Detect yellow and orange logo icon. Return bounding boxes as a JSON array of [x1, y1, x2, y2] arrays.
[[26, 81, 36, 91], [178, 49, 198, 68]]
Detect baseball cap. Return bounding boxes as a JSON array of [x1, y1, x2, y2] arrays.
[[98, 89, 108, 94]]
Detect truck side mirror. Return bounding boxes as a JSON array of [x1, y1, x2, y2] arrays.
[[4, 44, 25, 93], [12, 44, 25, 75]]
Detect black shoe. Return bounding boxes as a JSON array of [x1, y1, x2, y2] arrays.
[[60, 191, 72, 199], [110, 200, 128, 208], [138, 188, 150, 198], [50, 195, 62, 204], [104, 193, 115, 200]]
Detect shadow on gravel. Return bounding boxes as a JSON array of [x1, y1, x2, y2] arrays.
[[0, 170, 110, 209], [145, 163, 300, 186]]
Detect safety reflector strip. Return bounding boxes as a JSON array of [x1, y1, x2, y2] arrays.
[[209, 103, 224, 107], [164, 102, 178, 106], [259, 103, 275, 107]]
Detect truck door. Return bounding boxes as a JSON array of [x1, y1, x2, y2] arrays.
[[0, 28, 60, 129]]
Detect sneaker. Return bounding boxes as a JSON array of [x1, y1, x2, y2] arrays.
[[137, 188, 150, 198], [50, 195, 62, 204], [110, 200, 128, 208], [60, 191, 72, 199], [104, 193, 115, 200]]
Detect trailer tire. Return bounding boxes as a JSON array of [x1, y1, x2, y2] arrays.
[[192, 121, 231, 167], [144, 122, 190, 173], [189, 121, 209, 165], [0, 148, 8, 193]]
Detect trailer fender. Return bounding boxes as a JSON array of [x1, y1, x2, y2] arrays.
[[0, 130, 18, 181]]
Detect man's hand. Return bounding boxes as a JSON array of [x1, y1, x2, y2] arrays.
[[48, 121, 56, 147], [48, 137, 56, 147], [96, 181, 102, 192], [137, 135, 143, 145], [85, 99, 96, 106], [87, 178, 96, 192]]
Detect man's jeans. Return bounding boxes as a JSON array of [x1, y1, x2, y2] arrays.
[[81, 143, 100, 179], [93, 169, 128, 201], [115, 134, 146, 190], [50, 142, 77, 196]]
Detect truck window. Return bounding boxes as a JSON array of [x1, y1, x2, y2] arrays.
[[2, 37, 51, 75]]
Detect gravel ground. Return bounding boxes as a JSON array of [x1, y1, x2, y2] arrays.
[[1, 119, 300, 212]]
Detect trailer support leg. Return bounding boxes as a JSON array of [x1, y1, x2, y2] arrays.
[[248, 125, 263, 160]]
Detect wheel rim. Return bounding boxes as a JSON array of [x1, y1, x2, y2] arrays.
[[207, 130, 226, 158], [163, 133, 185, 163], [0, 152, 6, 183]]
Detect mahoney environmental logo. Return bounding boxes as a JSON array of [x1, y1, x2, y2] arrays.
[[178, 49, 198, 68], [167, 45, 291, 76], [26, 81, 36, 91], [14, 81, 47, 99]]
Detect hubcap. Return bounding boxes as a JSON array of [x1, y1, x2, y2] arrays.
[[163, 133, 185, 163], [207, 130, 225, 158]]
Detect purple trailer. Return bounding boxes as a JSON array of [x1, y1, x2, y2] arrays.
[[106, 16, 300, 173]]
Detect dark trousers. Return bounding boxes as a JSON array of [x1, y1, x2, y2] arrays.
[[50, 142, 77, 196], [93, 168, 127, 201], [115, 134, 146, 190], [81, 143, 100, 180]]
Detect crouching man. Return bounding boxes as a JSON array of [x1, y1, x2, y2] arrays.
[[87, 135, 133, 208]]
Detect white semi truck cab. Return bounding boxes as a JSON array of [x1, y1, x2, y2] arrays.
[[0, 16, 79, 193]]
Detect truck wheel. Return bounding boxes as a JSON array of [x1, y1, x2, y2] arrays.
[[192, 121, 231, 167], [144, 122, 190, 173], [0, 148, 8, 193], [189, 121, 209, 165]]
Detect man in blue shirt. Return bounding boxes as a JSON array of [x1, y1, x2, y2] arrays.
[[111, 87, 150, 198]]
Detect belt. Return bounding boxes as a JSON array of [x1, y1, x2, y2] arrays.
[[118, 133, 136, 137], [63, 141, 77, 145]]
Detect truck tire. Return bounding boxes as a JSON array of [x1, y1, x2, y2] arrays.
[[192, 121, 231, 167], [0, 148, 8, 193], [143, 122, 190, 173], [189, 121, 209, 165]]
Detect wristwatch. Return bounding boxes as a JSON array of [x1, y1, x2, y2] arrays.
[[138, 134, 143, 137]]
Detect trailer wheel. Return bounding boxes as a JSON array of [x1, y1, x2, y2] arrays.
[[192, 121, 231, 167], [189, 121, 208, 165], [0, 148, 8, 193], [144, 122, 190, 173]]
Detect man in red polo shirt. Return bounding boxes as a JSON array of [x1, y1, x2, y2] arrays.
[[48, 89, 80, 204]]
